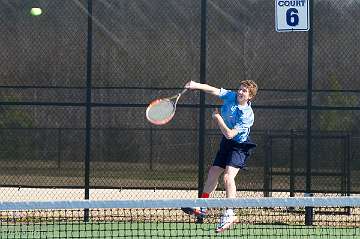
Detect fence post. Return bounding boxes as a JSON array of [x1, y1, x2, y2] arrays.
[[263, 131, 272, 197], [290, 129, 295, 198], [304, 192, 314, 225], [305, 0, 314, 225], [84, 0, 93, 222], [346, 133, 351, 196], [197, 0, 208, 199]]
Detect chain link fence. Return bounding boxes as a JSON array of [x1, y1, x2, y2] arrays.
[[0, 0, 359, 201]]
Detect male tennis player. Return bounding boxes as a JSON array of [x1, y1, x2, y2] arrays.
[[182, 80, 258, 233]]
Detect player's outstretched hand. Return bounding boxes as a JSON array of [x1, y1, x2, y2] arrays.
[[184, 81, 199, 90]]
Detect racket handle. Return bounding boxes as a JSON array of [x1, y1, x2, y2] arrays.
[[174, 88, 188, 105], [179, 88, 188, 95]]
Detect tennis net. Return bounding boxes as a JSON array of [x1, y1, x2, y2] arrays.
[[0, 197, 360, 238]]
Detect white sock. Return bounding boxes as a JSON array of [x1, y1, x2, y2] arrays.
[[225, 208, 234, 216]]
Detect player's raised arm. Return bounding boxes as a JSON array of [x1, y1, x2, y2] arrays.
[[184, 81, 220, 96]]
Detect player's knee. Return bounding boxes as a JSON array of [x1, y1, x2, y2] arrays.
[[223, 173, 235, 186]]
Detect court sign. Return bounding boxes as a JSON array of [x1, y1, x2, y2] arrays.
[[275, 0, 310, 32]]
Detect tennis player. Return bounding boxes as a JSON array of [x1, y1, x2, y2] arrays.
[[181, 80, 258, 233]]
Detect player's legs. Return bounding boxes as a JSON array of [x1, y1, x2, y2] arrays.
[[216, 145, 247, 233], [215, 166, 240, 233], [202, 165, 224, 194], [223, 165, 240, 198]]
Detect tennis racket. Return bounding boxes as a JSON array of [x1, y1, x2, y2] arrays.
[[146, 88, 188, 125]]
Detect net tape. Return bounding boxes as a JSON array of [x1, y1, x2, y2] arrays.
[[1, 196, 360, 210]]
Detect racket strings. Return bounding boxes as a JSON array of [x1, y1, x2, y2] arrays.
[[146, 100, 175, 123]]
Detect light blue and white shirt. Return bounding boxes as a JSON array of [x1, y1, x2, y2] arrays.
[[218, 88, 254, 143]]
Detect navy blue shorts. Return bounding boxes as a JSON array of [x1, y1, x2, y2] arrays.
[[213, 137, 256, 169]]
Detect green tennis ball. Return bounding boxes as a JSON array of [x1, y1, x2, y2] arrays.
[[30, 7, 42, 16]]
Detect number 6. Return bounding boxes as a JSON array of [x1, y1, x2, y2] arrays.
[[286, 8, 299, 26]]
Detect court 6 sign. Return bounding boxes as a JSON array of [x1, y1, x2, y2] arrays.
[[275, 0, 310, 32]]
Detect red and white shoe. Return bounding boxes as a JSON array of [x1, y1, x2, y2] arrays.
[[181, 207, 207, 218], [215, 213, 238, 233]]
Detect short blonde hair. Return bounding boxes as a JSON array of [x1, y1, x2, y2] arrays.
[[240, 80, 258, 99]]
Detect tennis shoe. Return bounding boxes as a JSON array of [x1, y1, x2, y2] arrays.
[[181, 207, 207, 218], [215, 213, 238, 233]]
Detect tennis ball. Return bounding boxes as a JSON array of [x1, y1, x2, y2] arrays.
[[30, 7, 42, 16]]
